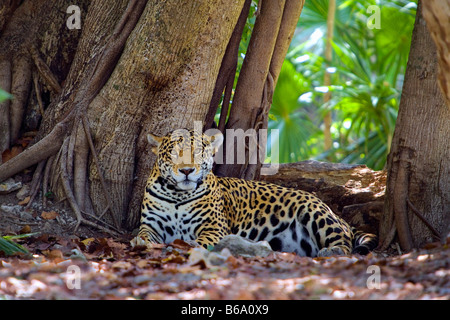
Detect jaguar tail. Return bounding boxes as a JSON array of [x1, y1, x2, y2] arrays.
[[351, 228, 378, 255]]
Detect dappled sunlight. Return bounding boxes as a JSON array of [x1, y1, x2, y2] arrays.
[[2, 236, 448, 299]]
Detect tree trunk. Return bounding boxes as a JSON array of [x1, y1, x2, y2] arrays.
[[0, 0, 245, 233], [0, 0, 86, 160], [88, 0, 245, 229], [323, 0, 336, 152], [422, 0, 450, 106], [379, 1, 450, 251], [214, 0, 304, 180]]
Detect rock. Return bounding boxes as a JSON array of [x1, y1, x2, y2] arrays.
[[212, 234, 273, 258], [0, 178, 22, 194], [134, 274, 153, 285], [208, 248, 232, 265], [16, 184, 30, 200], [0, 204, 21, 214], [69, 249, 88, 263], [19, 210, 34, 220], [188, 247, 232, 267]]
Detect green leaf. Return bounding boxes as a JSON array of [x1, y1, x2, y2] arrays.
[[0, 232, 37, 256], [0, 237, 29, 256], [0, 88, 12, 103], [3, 232, 40, 240]]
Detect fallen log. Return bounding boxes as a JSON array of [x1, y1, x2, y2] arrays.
[[260, 160, 386, 234]]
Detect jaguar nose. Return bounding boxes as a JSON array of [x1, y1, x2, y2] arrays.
[[179, 168, 195, 176]]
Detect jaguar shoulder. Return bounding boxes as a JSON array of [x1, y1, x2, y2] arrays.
[[132, 129, 377, 257]]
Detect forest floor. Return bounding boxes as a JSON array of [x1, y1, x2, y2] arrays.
[[1, 179, 449, 300]]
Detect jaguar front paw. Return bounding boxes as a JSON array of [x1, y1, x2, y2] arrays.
[[317, 246, 348, 257], [130, 235, 152, 249]]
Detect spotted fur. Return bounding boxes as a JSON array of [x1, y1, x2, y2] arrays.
[[131, 129, 377, 257]]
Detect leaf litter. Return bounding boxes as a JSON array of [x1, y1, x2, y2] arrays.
[[0, 232, 448, 300]]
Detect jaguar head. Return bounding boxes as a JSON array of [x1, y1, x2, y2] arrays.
[[148, 129, 223, 191]]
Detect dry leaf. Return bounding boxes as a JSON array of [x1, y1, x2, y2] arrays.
[[43, 249, 64, 260], [17, 135, 34, 148], [81, 238, 96, 246], [136, 260, 148, 269], [1, 145, 23, 163], [171, 239, 194, 250], [41, 210, 59, 220], [19, 225, 31, 234], [162, 254, 186, 264], [112, 261, 132, 270], [18, 196, 30, 206]]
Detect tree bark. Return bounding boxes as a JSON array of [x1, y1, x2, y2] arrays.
[[204, 0, 252, 132], [0, 0, 85, 161], [380, 1, 450, 251], [87, 0, 245, 228], [323, 0, 336, 152], [0, 0, 245, 233], [422, 0, 450, 106], [215, 0, 304, 180]]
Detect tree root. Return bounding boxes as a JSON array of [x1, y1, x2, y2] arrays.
[[214, 0, 304, 180], [0, 120, 68, 182], [42, 155, 54, 207], [32, 69, 45, 117], [10, 56, 32, 144], [57, 137, 120, 236], [0, 1, 147, 237], [204, 0, 252, 131], [72, 120, 89, 213], [242, 71, 274, 180], [60, 137, 82, 231], [75, 215, 122, 238], [25, 160, 45, 210], [269, 0, 305, 87], [407, 198, 441, 241], [0, 59, 12, 157], [81, 115, 119, 228], [380, 223, 397, 252], [218, 71, 235, 133], [30, 46, 61, 95], [393, 153, 413, 252]]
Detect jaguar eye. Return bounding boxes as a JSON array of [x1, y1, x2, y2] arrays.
[[193, 149, 202, 155]]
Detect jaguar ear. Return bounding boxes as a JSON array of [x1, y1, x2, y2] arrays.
[[147, 133, 163, 154], [209, 131, 224, 154]]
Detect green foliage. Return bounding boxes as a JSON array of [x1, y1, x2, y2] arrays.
[[0, 88, 12, 103], [268, 0, 417, 170], [0, 233, 36, 257], [268, 60, 318, 162], [214, 0, 415, 170]]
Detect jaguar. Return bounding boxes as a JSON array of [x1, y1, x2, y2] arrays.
[[131, 128, 377, 257]]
